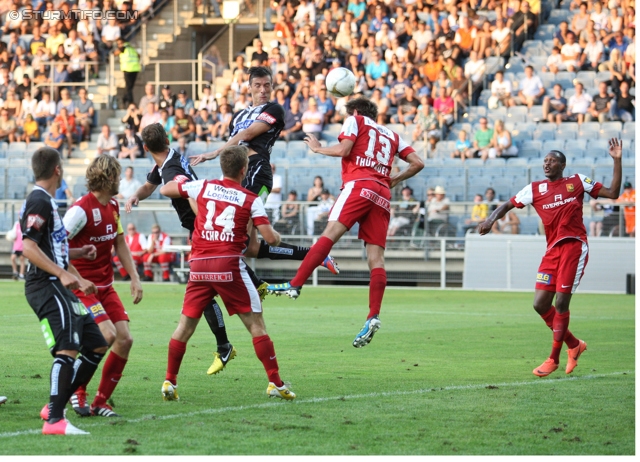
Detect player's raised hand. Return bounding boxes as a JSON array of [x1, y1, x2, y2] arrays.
[[130, 278, 143, 304], [304, 134, 321, 152], [125, 195, 139, 213], [476, 219, 493, 235], [190, 150, 217, 166], [608, 138, 623, 159]]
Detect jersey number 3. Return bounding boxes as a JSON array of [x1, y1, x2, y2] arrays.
[[204, 201, 236, 234], [364, 129, 391, 165]]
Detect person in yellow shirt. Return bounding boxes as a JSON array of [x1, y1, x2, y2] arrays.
[[45, 24, 67, 56], [617, 181, 635, 236], [21, 114, 40, 145], [463, 194, 488, 234]]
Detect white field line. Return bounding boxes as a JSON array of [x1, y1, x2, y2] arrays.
[[0, 370, 633, 438]]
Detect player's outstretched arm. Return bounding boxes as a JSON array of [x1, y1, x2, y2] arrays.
[[597, 138, 623, 199], [23, 238, 81, 290], [256, 223, 281, 247], [125, 182, 158, 213], [159, 180, 180, 198], [477, 201, 516, 235], [389, 152, 425, 189], [305, 135, 355, 157], [190, 121, 272, 165], [67, 263, 98, 295], [114, 233, 143, 304], [68, 245, 97, 261]]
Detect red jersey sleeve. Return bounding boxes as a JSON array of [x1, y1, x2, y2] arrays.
[[338, 116, 359, 143], [178, 179, 206, 199], [250, 196, 270, 227], [397, 135, 415, 161], [577, 174, 602, 198]]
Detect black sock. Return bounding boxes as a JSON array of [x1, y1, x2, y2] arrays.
[[257, 240, 310, 261], [49, 354, 76, 423], [203, 300, 230, 347], [244, 264, 265, 288], [70, 350, 105, 392]]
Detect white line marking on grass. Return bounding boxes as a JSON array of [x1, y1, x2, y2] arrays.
[[0, 371, 633, 438]]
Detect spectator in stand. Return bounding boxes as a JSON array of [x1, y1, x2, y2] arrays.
[[143, 224, 175, 282], [492, 207, 521, 234], [542, 84, 568, 122], [194, 108, 215, 141], [75, 88, 95, 142], [427, 186, 450, 233], [579, 32, 604, 71], [617, 181, 635, 237], [46, 24, 67, 56], [140, 102, 161, 131], [44, 122, 65, 151], [120, 103, 141, 133], [518, 65, 545, 108], [490, 17, 512, 58], [276, 190, 300, 233], [452, 129, 473, 162], [412, 99, 440, 153], [560, 31, 582, 72], [557, 81, 592, 124], [18, 90, 37, 124], [159, 108, 175, 142], [586, 81, 613, 122], [56, 88, 74, 116], [100, 18, 121, 54], [455, 16, 477, 59], [4, 90, 21, 119], [571, 2, 590, 33], [484, 119, 518, 160], [281, 97, 305, 141], [96, 124, 120, 157], [0, 108, 16, 143], [113, 223, 147, 281], [543, 46, 564, 73], [433, 86, 455, 134], [54, 177, 74, 217], [212, 103, 232, 140], [197, 84, 217, 112], [306, 188, 335, 236], [609, 80, 635, 121], [488, 70, 514, 108], [394, 86, 420, 125], [473, 117, 494, 159], [484, 187, 500, 212], [251, 40, 269, 65], [13, 56, 33, 86], [158, 85, 176, 116], [301, 97, 324, 139], [387, 186, 419, 236], [369, 88, 390, 125], [509, 0, 537, 51], [175, 90, 195, 116], [118, 124, 144, 161], [365, 50, 389, 87], [139, 83, 159, 114], [605, 48, 629, 97], [117, 166, 142, 200], [54, 107, 79, 157], [463, 194, 488, 234], [422, 52, 443, 84], [171, 106, 196, 142], [315, 87, 335, 125], [21, 114, 40, 144]]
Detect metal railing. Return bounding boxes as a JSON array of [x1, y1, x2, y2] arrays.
[[31, 61, 102, 99]]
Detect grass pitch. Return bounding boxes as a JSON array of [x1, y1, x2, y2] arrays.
[[0, 282, 634, 455]]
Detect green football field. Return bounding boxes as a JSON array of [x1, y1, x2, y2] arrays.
[[0, 282, 634, 455]]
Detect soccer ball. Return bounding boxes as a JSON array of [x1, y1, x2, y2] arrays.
[[325, 67, 356, 98], [5, 226, 15, 241]]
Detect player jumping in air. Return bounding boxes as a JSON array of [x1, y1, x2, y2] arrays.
[[63, 155, 143, 417], [22, 147, 108, 435], [267, 98, 424, 347], [160, 145, 296, 401], [477, 139, 623, 377]]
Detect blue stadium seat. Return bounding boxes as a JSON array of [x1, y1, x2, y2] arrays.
[[543, 140, 566, 152], [578, 122, 600, 136], [533, 130, 554, 141], [519, 215, 541, 234], [622, 121, 635, 134], [598, 130, 621, 140], [564, 148, 585, 159], [485, 158, 507, 167], [555, 131, 577, 140], [506, 114, 526, 123], [506, 157, 530, 166], [571, 138, 588, 150], [601, 121, 623, 132], [527, 106, 544, 122], [521, 140, 542, 151], [548, 9, 572, 24], [587, 139, 610, 152], [576, 71, 596, 87]]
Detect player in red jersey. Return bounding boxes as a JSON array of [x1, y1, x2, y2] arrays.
[[158, 145, 295, 401], [142, 224, 174, 282], [477, 139, 623, 377], [63, 155, 144, 416], [267, 98, 424, 348], [113, 223, 147, 280]]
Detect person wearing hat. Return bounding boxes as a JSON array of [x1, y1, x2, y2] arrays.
[[118, 123, 144, 161], [175, 90, 195, 116], [114, 37, 140, 108], [617, 181, 635, 236], [426, 185, 450, 233], [13, 56, 33, 86]]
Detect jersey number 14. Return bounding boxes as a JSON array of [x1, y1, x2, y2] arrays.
[[204, 201, 236, 234]]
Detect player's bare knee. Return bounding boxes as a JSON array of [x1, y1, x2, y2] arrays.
[[116, 334, 133, 352]]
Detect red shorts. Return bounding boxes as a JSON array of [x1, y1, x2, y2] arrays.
[[182, 257, 261, 319], [74, 285, 129, 324], [328, 180, 391, 248], [535, 238, 589, 294]]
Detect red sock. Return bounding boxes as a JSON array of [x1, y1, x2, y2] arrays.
[[550, 311, 571, 363], [291, 236, 334, 287], [166, 338, 187, 385], [92, 351, 127, 407], [540, 306, 580, 349], [368, 268, 387, 319], [252, 335, 282, 387]]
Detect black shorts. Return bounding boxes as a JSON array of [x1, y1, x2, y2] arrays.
[[242, 156, 272, 203], [13, 250, 22, 257], [26, 280, 108, 357]]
